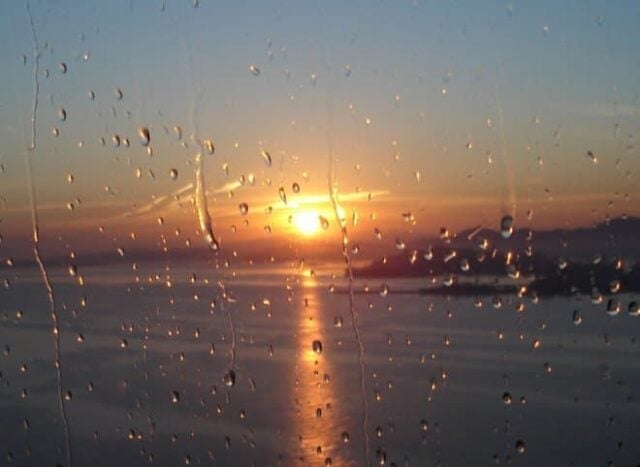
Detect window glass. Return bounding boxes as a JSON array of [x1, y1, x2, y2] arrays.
[[1, 1, 639, 466]]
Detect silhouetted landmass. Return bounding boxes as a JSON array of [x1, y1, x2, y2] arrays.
[[350, 246, 552, 278], [349, 216, 640, 297], [339, 262, 640, 297], [453, 217, 640, 258], [333, 283, 519, 296], [530, 262, 640, 296]]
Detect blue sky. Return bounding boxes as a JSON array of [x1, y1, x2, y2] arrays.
[[0, 0, 639, 256]]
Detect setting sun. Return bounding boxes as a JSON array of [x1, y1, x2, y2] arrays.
[[293, 211, 321, 236]]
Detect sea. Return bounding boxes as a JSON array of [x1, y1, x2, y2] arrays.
[[1, 261, 639, 466]]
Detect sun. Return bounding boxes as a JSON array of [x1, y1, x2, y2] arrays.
[[293, 210, 321, 236]]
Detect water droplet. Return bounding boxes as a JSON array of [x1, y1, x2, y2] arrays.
[[515, 440, 526, 454], [572, 310, 582, 325], [59, 62, 67, 74], [312, 340, 323, 354], [609, 280, 621, 294], [171, 390, 180, 403], [68, 265, 77, 277], [249, 64, 260, 76], [606, 299, 621, 316], [58, 108, 67, 122], [629, 302, 639, 317], [500, 215, 514, 238], [586, 150, 597, 164], [502, 392, 512, 405], [261, 150, 272, 166], [174, 126, 183, 140], [341, 431, 350, 443], [239, 203, 249, 215], [319, 216, 329, 230], [223, 369, 236, 387], [114, 88, 123, 100], [424, 246, 434, 260], [204, 139, 215, 155], [67, 173, 74, 184], [139, 127, 150, 146], [170, 168, 178, 180], [278, 186, 287, 205], [292, 182, 300, 193]]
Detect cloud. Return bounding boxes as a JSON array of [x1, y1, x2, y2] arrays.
[[265, 189, 391, 211], [124, 183, 194, 217], [123, 179, 243, 218]]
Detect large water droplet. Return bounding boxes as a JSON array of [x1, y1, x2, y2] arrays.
[[312, 340, 323, 354], [572, 310, 582, 325], [278, 186, 287, 205], [139, 127, 150, 146], [261, 150, 272, 167], [606, 299, 621, 316], [500, 215, 514, 238], [204, 139, 215, 155], [223, 369, 236, 387]]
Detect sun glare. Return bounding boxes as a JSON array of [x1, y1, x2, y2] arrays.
[[293, 211, 321, 236]]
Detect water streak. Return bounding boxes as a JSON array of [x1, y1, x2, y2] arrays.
[[495, 58, 517, 219], [181, 19, 236, 383], [217, 281, 237, 369], [327, 134, 371, 467], [25, 5, 71, 465], [26, 1, 39, 151], [194, 152, 219, 251]]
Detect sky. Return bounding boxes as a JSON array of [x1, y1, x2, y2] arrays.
[[0, 0, 639, 260]]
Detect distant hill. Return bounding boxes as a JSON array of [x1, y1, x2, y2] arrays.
[[350, 217, 640, 296], [453, 217, 640, 259]]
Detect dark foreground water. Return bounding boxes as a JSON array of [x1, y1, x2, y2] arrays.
[[1, 262, 639, 466]]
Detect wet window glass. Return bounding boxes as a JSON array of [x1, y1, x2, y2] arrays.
[[1, 1, 639, 466]]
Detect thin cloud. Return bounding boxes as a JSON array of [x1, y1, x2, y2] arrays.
[[124, 183, 194, 217]]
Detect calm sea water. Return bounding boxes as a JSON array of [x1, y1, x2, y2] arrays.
[[1, 262, 639, 466]]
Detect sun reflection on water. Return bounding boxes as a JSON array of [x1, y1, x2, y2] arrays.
[[289, 272, 350, 466]]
